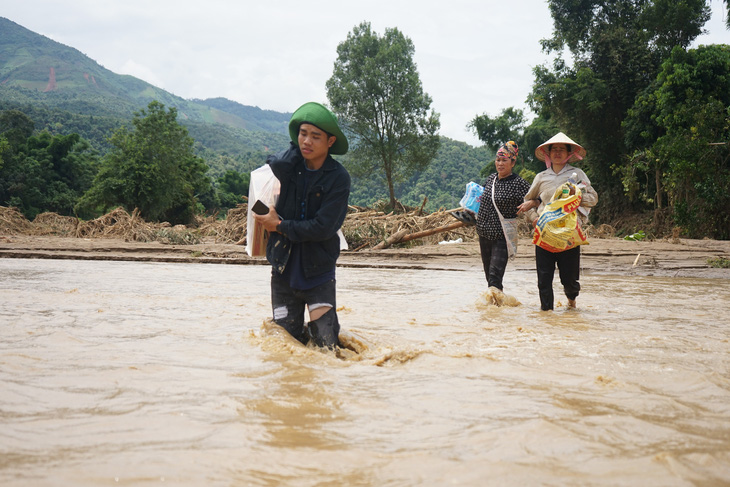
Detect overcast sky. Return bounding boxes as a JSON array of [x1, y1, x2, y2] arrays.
[[3, 0, 729, 145]]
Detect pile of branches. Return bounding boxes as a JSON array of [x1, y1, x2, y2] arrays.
[[32, 212, 80, 236], [75, 208, 204, 244], [0, 207, 34, 235], [76, 207, 162, 242], [341, 205, 478, 250], [198, 204, 248, 244], [0, 206, 203, 244], [0, 205, 244, 245], [2, 204, 604, 250]]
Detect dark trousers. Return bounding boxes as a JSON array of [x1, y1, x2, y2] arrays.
[[479, 237, 509, 290], [270, 276, 340, 348], [535, 245, 581, 310]]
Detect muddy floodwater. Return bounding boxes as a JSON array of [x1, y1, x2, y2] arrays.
[[1, 257, 729, 486]]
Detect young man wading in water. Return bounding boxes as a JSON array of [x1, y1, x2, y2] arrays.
[[253, 102, 350, 349]]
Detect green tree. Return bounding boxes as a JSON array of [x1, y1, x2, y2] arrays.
[[469, 107, 526, 153], [24, 132, 97, 216], [0, 109, 35, 149], [469, 108, 560, 178], [622, 45, 730, 238], [0, 109, 98, 219], [326, 22, 441, 211], [217, 169, 250, 210], [469, 107, 530, 178], [528, 0, 711, 219], [0, 137, 9, 170], [77, 101, 211, 224]]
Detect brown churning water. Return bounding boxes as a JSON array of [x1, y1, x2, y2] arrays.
[[1, 259, 729, 486]]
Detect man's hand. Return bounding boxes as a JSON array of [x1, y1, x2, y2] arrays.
[[252, 206, 281, 233]]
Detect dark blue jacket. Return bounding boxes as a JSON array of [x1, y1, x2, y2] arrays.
[[266, 143, 351, 277]]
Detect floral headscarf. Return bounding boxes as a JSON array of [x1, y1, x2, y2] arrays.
[[496, 141, 519, 162]]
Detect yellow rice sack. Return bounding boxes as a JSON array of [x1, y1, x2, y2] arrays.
[[532, 183, 588, 253]]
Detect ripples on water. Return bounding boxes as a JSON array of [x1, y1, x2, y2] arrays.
[[1, 258, 729, 486]]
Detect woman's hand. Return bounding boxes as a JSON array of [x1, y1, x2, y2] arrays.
[[517, 199, 539, 215]]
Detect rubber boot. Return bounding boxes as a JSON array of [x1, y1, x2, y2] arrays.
[[307, 307, 340, 349], [277, 319, 309, 345]]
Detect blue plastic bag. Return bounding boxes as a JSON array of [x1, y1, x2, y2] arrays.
[[459, 182, 484, 214]]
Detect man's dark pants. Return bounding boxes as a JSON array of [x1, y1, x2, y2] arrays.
[[271, 276, 340, 348]]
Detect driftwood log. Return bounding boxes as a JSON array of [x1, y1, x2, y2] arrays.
[[400, 221, 467, 242], [372, 221, 467, 250], [372, 229, 410, 250]]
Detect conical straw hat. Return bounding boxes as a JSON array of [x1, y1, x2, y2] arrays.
[[535, 132, 586, 163]]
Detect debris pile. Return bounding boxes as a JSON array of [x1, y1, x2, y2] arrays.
[[198, 204, 248, 245], [0, 207, 34, 235], [1, 206, 202, 244], [75, 207, 161, 242], [341, 205, 477, 250], [32, 212, 79, 236], [1, 203, 572, 250]]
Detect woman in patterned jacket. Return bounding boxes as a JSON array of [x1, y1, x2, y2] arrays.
[[475, 141, 530, 294]]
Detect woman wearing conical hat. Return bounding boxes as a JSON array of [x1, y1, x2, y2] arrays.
[[517, 132, 598, 311]]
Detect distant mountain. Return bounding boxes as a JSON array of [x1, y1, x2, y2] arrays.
[[0, 16, 289, 154]]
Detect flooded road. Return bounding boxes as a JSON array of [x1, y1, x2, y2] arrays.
[[1, 258, 729, 486]]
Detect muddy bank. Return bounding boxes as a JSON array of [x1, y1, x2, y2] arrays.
[[1, 235, 728, 279]]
